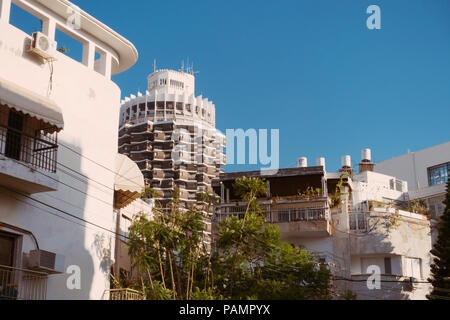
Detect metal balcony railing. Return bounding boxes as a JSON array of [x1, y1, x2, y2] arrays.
[[0, 265, 48, 300], [216, 206, 329, 223], [104, 289, 144, 300], [0, 124, 58, 173]]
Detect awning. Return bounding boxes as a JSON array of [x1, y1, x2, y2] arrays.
[[114, 154, 145, 209], [0, 76, 64, 131]]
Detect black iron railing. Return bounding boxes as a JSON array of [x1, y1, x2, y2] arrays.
[[0, 124, 58, 173]]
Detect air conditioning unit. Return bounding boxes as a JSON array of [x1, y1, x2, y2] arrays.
[[29, 32, 57, 60], [28, 250, 65, 274]]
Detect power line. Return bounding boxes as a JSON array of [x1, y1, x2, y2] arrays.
[[0, 184, 130, 240], [7, 153, 147, 218], [59, 142, 144, 188], [11, 159, 114, 208]]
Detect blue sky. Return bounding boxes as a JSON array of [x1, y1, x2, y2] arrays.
[[11, 0, 450, 173]]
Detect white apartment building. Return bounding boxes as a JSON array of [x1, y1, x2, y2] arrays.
[[214, 149, 432, 300], [375, 142, 450, 219], [0, 0, 142, 300]]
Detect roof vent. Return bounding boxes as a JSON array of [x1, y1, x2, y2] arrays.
[[297, 157, 308, 168], [341, 155, 351, 168], [362, 148, 372, 163], [316, 157, 326, 170], [359, 149, 375, 173]]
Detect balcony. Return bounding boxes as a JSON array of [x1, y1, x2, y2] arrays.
[[0, 123, 59, 194], [271, 207, 331, 238], [0, 265, 48, 300], [216, 204, 331, 238], [104, 289, 144, 300], [153, 151, 172, 161]]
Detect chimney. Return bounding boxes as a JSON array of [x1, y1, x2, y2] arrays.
[[297, 157, 308, 168], [339, 155, 354, 176], [359, 148, 375, 173], [316, 157, 326, 171], [341, 155, 351, 168]]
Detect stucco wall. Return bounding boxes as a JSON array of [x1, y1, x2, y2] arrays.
[[0, 19, 123, 299], [375, 142, 450, 191]]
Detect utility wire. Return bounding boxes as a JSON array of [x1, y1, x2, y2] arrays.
[[59, 142, 144, 188], [0, 184, 130, 240]]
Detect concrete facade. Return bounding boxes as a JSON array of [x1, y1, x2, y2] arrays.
[[214, 150, 432, 300], [0, 0, 138, 299], [375, 142, 450, 219], [118, 69, 226, 249]]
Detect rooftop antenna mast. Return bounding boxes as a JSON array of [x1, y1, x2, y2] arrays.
[[180, 60, 185, 73], [191, 62, 199, 76], [153, 59, 157, 72]]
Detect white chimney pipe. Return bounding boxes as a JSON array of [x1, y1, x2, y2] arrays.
[[316, 157, 326, 169], [297, 157, 308, 168], [342, 155, 351, 168], [362, 149, 372, 162]]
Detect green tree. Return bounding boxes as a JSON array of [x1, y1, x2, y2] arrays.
[[128, 187, 208, 300], [128, 177, 331, 300], [211, 177, 331, 300], [427, 180, 450, 300]]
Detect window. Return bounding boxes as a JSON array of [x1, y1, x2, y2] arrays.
[[0, 107, 59, 173], [120, 215, 132, 241], [5, 110, 24, 161], [390, 179, 403, 192], [384, 257, 392, 275], [404, 257, 421, 279], [170, 80, 184, 89], [350, 213, 367, 232], [428, 162, 450, 186], [9, 2, 42, 36], [149, 81, 157, 90], [55, 27, 83, 63], [395, 180, 403, 192], [0, 232, 16, 267]]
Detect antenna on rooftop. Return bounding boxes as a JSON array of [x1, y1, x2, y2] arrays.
[[191, 62, 199, 76], [153, 59, 157, 72], [179, 57, 200, 75]]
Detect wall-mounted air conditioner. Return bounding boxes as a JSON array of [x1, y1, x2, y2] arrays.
[[28, 250, 65, 274], [29, 32, 57, 61]]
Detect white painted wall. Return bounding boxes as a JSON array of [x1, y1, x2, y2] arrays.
[[0, 0, 137, 300], [351, 171, 407, 204], [375, 142, 450, 191]]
